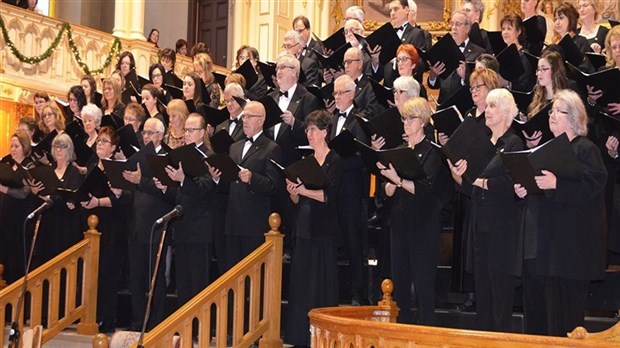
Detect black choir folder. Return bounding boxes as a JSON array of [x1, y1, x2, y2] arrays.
[[147, 144, 209, 186], [496, 44, 525, 82], [418, 34, 466, 79], [437, 117, 495, 182], [26, 165, 61, 196], [117, 124, 141, 158], [355, 22, 401, 65], [500, 133, 581, 194], [369, 78, 394, 109], [312, 28, 346, 53], [355, 140, 426, 183], [431, 105, 463, 137], [210, 129, 235, 154], [566, 64, 620, 105], [57, 166, 110, 203], [101, 159, 137, 191], [512, 102, 554, 144], [205, 154, 240, 183], [0, 162, 23, 188], [356, 107, 404, 150], [328, 129, 358, 157], [270, 156, 328, 190]]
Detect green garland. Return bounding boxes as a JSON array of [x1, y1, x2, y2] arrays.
[[0, 15, 122, 76]]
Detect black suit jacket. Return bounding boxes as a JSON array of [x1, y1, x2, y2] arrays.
[[170, 144, 216, 244], [354, 75, 385, 120], [299, 54, 321, 87], [225, 133, 282, 237], [427, 41, 486, 104], [266, 84, 320, 165], [215, 117, 245, 142]]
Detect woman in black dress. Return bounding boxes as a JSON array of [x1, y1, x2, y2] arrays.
[[0, 132, 36, 283], [449, 89, 525, 331], [28, 133, 83, 265], [576, 0, 609, 53], [285, 110, 342, 347], [515, 89, 608, 336], [375, 97, 443, 325]]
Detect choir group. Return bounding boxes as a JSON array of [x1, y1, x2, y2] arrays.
[[1, 0, 619, 346]]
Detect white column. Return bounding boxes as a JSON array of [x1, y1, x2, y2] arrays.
[[128, 0, 146, 40], [112, 0, 128, 38]]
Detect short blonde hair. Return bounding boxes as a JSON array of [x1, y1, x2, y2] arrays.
[[167, 99, 190, 123], [401, 97, 432, 126], [485, 88, 519, 126]]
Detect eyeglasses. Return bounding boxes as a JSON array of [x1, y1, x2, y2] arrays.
[[151, 73, 163, 78], [243, 114, 263, 119], [68, 97, 78, 103], [333, 90, 353, 97], [281, 43, 299, 50], [396, 56, 412, 63], [536, 66, 551, 73], [52, 144, 68, 150], [183, 128, 203, 133], [343, 28, 361, 35], [450, 21, 468, 27], [304, 126, 322, 133], [343, 59, 361, 65], [548, 109, 569, 116], [142, 130, 161, 136], [276, 65, 295, 71], [224, 98, 237, 104], [124, 117, 137, 122], [401, 116, 420, 123], [393, 89, 407, 95], [469, 83, 487, 92], [96, 138, 112, 145]]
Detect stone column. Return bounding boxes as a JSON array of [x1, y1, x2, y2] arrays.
[[112, 0, 128, 38], [129, 0, 146, 40]]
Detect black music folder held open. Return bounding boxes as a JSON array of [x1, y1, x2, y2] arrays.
[[355, 22, 401, 65], [235, 59, 259, 89], [512, 102, 554, 144], [312, 28, 346, 52], [146, 154, 179, 187], [355, 140, 426, 183], [117, 124, 141, 158], [438, 85, 474, 115], [101, 158, 137, 191], [431, 105, 464, 137], [356, 107, 404, 150], [57, 165, 110, 203], [418, 34, 466, 79], [439, 117, 495, 182], [500, 133, 581, 194], [328, 129, 358, 157], [567, 64, 620, 105], [270, 156, 328, 190], [0, 162, 23, 188], [27, 165, 62, 196], [257, 95, 284, 129], [32, 129, 58, 157], [369, 78, 394, 109], [205, 153, 240, 183], [168, 144, 209, 178], [313, 43, 352, 71], [497, 44, 525, 82], [210, 129, 235, 154]]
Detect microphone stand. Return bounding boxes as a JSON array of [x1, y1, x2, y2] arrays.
[[9, 214, 43, 348], [137, 220, 170, 348]]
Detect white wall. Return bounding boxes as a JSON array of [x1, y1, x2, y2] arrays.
[[144, 0, 189, 50]]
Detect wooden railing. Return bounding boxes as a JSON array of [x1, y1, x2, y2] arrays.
[[129, 213, 284, 348], [0, 215, 101, 347], [309, 279, 620, 348]]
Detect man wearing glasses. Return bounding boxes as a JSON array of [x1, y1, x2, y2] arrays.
[[344, 47, 384, 120], [282, 30, 320, 87], [427, 10, 485, 104]]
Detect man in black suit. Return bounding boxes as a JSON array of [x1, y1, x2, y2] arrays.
[[427, 10, 486, 104], [344, 47, 385, 120], [158, 114, 215, 307], [331, 75, 370, 305], [282, 30, 320, 87], [122, 117, 173, 330], [217, 101, 282, 268], [293, 15, 324, 60], [463, 0, 493, 53], [267, 53, 320, 166], [216, 83, 246, 142]]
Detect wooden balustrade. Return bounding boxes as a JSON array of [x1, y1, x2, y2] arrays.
[[309, 279, 620, 348], [128, 213, 284, 348], [0, 215, 101, 347]]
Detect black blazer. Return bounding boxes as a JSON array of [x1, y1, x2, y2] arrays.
[[354, 75, 385, 120], [225, 133, 282, 237], [299, 54, 321, 87], [215, 117, 245, 142], [170, 144, 216, 244], [267, 84, 320, 166], [427, 41, 486, 104]]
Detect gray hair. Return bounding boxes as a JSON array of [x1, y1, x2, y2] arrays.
[[334, 74, 356, 91], [81, 103, 102, 127], [345, 46, 364, 61], [276, 52, 301, 78], [553, 89, 588, 137], [52, 133, 75, 165], [345, 5, 365, 22], [485, 88, 518, 126], [144, 116, 165, 133], [464, 0, 485, 22], [407, 0, 417, 12], [283, 30, 303, 46], [452, 10, 472, 26], [393, 76, 421, 99], [224, 83, 245, 98]]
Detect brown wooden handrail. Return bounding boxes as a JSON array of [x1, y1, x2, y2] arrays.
[[132, 213, 284, 348], [0, 215, 101, 347], [309, 279, 620, 348]]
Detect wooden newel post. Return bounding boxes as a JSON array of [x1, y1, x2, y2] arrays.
[[77, 215, 101, 335], [375, 279, 399, 323], [259, 213, 284, 348]]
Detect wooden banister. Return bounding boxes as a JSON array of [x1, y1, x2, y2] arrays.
[[309, 279, 620, 348], [0, 215, 101, 347], [132, 213, 284, 348]]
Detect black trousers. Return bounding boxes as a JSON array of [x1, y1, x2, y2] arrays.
[[338, 198, 364, 301], [474, 267, 516, 332], [174, 242, 209, 306], [225, 235, 264, 270], [522, 259, 589, 336]]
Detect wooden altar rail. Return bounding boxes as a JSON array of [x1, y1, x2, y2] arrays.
[[132, 213, 284, 348], [309, 279, 620, 348], [0, 215, 101, 347]]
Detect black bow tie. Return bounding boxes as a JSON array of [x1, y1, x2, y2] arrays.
[[395, 25, 405, 32], [245, 137, 254, 144], [337, 112, 347, 118], [279, 90, 289, 98], [459, 42, 466, 48], [354, 78, 360, 85], [230, 118, 238, 124]]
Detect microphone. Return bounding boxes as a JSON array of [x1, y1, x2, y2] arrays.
[[27, 200, 54, 220], [155, 205, 183, 225]]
